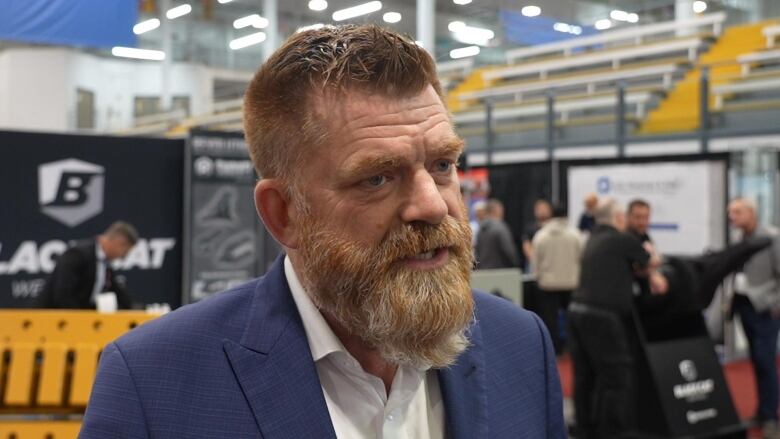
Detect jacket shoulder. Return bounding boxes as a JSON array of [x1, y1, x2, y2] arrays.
[[112, 279, 259, 356], [473, 291, 547, 344]]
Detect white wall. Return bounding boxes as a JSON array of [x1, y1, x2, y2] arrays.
[[0, 49, 71, 132], [0, 47, 216, 133]]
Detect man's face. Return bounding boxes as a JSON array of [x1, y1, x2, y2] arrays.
[[290, 85, 474, 368], [535, 202, 551, 222], [584, 194, 598, 212], [728, 201, 755, 231], [103, 235, 133, 261], [628, 205, 651, 234]]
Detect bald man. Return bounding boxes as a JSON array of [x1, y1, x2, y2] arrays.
[[728, 197, 780, 438]]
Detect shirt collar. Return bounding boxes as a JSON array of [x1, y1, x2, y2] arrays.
[[96, 241, 106, 262], [285, 255, 347, 362]]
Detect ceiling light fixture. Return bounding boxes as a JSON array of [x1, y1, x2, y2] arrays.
[[111, 47, 166, 61], [233, 14, 269, 29], [383, 12, 401, 23], [229, 32, 267, 50], [133, 18, 160, 35], [217, 0, 234, 3], [521, 5, 541, 17], [448, 21, 494, 46], [332, 1, 382, 21], [595, 19, 612, 30], [166, 4, 192, 19], [453, 0, 472, 4], [610, 10, 629, 21], [450, 46, 480, 59], [297, 23, 326, 33], [308, 0, 328, 11], [693, 1, 707, 13], [553, 22, 582, 35]]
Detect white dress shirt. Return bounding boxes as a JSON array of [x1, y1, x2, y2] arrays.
[[284, 256, 445, 439]]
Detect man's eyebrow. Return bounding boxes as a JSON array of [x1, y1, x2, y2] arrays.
[[340, 155, 406, 179], [430, 137, 465, 157]]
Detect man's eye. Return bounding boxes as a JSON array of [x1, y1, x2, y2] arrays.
[[365, 175, 387, 187], [433, 160, 453, 173]]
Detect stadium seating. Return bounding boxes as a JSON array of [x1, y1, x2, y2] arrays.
[[0, 311, 158, 438], [118, 12, 780, 148]]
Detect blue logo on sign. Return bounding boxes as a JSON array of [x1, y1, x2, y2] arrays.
[[597, 176, 610, 194]]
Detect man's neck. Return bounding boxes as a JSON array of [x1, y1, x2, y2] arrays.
[[322, 312, 397, 395]]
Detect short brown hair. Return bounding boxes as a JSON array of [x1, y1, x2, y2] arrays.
[[243, 24, 443, 183], [627, 199, 650, 213], [104, 221, 139, 245]]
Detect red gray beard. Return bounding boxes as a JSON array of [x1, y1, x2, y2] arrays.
[[296, 213, 475, 369]]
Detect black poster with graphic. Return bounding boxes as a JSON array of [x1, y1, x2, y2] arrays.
[[0, 130, 184, 308], [184, 130, 279, 304]]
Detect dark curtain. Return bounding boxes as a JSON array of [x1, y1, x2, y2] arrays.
[[487, 161, 553, 268]]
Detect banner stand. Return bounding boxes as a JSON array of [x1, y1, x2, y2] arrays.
[[632, 306, 745, 439]]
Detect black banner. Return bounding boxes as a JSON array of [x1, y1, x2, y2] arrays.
[[184, 130, 278, 304], [0, 130, 184, 308], [642, 337, 742, 437]]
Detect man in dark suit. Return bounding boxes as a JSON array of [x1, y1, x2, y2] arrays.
[[475, 199, 520, 269], [81, 25, 565, 438], [40, 221, 138, 309]]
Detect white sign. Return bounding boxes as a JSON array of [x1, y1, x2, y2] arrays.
[[568, 161, 726, 255]]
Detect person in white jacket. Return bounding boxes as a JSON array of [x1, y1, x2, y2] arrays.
[[533, 204, 583, 355]]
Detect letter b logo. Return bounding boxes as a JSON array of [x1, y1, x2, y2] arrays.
[[39, 159, 104, 227]]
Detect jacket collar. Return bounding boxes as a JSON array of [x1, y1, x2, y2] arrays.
[[223, 255, 337, 439], [223, 255, 488, 439]]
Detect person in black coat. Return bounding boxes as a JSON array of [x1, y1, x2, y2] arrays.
[[39, 221, 138, 309]]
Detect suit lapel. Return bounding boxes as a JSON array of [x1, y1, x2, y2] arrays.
[[438, 315, 489, 439], [224, 256, 336, 439]]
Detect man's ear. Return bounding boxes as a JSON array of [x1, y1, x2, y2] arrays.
[[254, 179, 300, 249]]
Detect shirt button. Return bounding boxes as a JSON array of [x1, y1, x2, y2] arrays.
[[386, 413, 395, 422]]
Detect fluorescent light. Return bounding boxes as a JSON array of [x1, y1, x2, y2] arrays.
[[448, 21, 494, 46], [166, 4, 192, 19], [217, 0, 234, 3], [610, 10, 629, 21], [229, 32, 267, 50], [383, 12, 401, 23], [233, 14, 269, 29], [448, 21, 466, 32], [553, 22, 582, 35], [450, 46, 480, 59], [111, 47, 166, 61], [133, 18, 160, 35], [595, 19, 612, 30], [521, 5, 541, 17], [297, 23, 326, 33], [693, 1, 707, 13], [309, 0, 328, 11], [627, 13, 639, 23], [453, 0, 472, 4], [332, 1, 382, 21]]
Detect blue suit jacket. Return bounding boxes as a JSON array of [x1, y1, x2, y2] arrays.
[[80, 257, 565, 438]]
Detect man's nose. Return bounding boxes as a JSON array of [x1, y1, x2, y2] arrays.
[[400, 170, 448, 225]]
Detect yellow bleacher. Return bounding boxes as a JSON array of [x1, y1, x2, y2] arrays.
[[639, 20, 779, 134], [0, 311, 158, 439]]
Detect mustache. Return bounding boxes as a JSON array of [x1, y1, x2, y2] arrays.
[[377, 217, 472, 263]]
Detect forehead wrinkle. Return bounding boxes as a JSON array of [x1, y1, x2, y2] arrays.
[[344, 111, 453, 148], [339, 102, 445, 136]]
